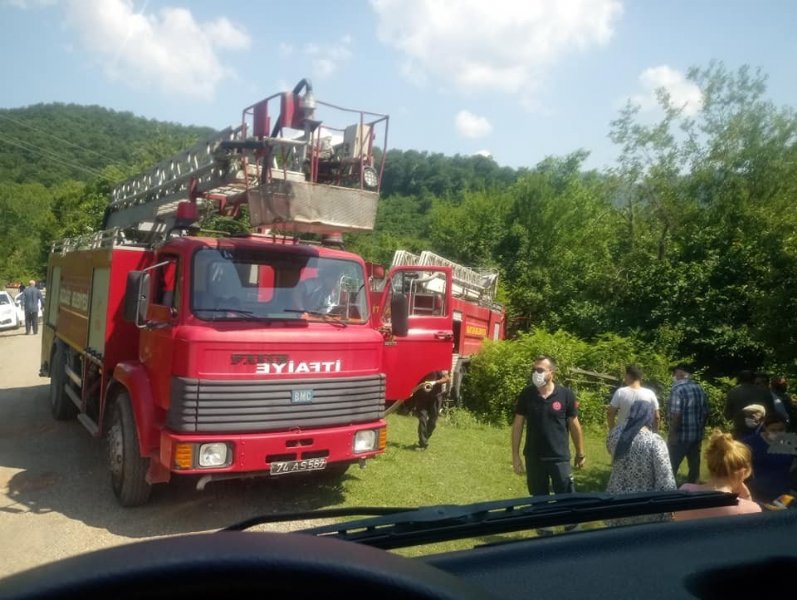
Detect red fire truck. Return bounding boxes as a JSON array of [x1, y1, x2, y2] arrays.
[[373, 250, 505, 408], [39, 79, 458, 505]]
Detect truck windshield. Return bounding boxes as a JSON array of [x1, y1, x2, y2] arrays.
[[190, 247, 368, 323]]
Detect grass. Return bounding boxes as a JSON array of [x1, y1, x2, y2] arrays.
[[339, 411, 610, 508], [323, 410, 708, 556]]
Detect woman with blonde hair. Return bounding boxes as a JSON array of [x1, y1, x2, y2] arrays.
[[673, 429, 762, 521]]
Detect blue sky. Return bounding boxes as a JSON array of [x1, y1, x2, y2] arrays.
[[1, 0, 796, 171]]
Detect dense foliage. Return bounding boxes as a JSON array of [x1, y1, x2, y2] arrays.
[[1, 63, 795, 385], [463, 329, 730, 429]]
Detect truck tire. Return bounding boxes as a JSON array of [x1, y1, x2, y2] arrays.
[[450, 362, 467, 408], [108, 391, 152, 507], [49, 344, 77, 421]]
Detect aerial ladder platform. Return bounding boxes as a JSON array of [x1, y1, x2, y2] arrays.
[[102, 79, 389, 243]]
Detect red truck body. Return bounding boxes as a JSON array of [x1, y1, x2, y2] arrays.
[[38, 81, 464, 505], [370, 251, 505, 404], [43, 233, 433, 503]]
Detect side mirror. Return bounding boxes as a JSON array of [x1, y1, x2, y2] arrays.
[[123, 271, 150, 326], [390, 292, 409, 337], [369, 264, 385, 281]]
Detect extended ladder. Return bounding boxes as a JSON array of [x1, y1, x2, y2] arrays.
[[389, 250, 499, 304]]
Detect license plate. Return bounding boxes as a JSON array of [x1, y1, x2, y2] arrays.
[[291, 389, 314, 404], [269, 458, 327, 475]]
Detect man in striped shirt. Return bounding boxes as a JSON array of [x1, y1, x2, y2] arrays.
[[667, 364, 709, 483]]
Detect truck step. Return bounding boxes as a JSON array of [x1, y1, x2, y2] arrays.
[[77, 413, 99, 437], [65, 364, 82, 388]]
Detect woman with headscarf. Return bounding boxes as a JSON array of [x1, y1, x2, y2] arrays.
[[606, 400, 676, 525]]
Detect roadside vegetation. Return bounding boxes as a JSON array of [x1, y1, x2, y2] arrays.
[[2, 61, 794, 385]]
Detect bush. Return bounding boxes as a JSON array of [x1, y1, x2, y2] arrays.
[[462, 328, 674, 427], [443, 407, 486, 430], [700, 377, 733, 431]]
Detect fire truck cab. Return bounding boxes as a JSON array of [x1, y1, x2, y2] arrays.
[[38, 79, 455, 506]]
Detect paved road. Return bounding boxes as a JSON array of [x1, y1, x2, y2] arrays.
[[0, 329, 342, 577]]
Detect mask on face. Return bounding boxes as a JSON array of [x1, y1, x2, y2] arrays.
[[745, 417, 759, 429], [532, 371, 547, 388], [765, 432, 784, 443], [672, 376, 679, 385]]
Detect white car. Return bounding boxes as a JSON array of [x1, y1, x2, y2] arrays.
[[0, 291, 23, 330]]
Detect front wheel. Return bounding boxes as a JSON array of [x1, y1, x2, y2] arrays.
[[108, 392, 152, 507], [49, 344, 77, 421]]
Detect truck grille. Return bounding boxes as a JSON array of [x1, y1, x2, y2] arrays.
[[168, 375, 385, 433]]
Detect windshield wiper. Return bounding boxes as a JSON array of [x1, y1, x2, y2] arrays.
[[195, 308, 300, 321], [283, 308, 349, 327], [223, 506, 409, 532], [232, 491, 739, 550]]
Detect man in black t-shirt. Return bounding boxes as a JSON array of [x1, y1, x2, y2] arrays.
[[511, 355, 586, 496], [413, 370, 450, 449]]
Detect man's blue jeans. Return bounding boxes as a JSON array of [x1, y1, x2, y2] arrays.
[[669, 439, 702, 483]]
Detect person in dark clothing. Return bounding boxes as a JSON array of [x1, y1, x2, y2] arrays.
[[667, 364, 709, 484], [512, 355, 586, 496], [742, 414, 795, 503], [770, 377, 796, 432], [21, 280, 42, 335], [725, 370, 775, 439], [413, 370, 450, 449]]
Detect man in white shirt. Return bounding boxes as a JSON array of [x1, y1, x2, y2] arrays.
[[607, 364, 660, 432]]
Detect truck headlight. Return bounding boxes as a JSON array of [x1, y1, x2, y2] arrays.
[[198, 443, 230, 467], [353, 430, 377, 453]]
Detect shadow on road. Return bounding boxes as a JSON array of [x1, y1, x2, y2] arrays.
[[0, 382, 347, 537]]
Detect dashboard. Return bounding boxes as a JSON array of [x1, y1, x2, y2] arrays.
[[0, 508, 794, 600]]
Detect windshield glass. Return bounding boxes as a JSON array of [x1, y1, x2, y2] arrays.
[[190, 247, 368, 323]]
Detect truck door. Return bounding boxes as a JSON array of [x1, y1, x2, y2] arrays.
[[139, 256, 180, 409], [379, 266, 454, 401]]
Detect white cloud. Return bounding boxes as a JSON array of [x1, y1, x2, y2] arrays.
[[629, 65, 703, 116], [62, 0, 251, 98], [455, 110, 492, 138], [204, 18, 250, 50], [475, 149, 493, 158], [371, 0, 622, 104], [2, 0, 57, 8], [303, 36, 352, 79]]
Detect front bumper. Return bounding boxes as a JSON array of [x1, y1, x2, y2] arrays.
[[158, 420, 387, 475]]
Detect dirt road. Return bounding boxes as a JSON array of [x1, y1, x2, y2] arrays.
[[0, 329, 342, 577]]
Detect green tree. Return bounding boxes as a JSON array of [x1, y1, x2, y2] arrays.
[[496, 152, 619, 337], [606, 62, 797, 375], [0, 182, 54, 282]]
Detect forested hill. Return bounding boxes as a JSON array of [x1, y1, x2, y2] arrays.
[[3, 64, 797, 377], [0, 103, 214, 186], [0, 103, 522, 194]]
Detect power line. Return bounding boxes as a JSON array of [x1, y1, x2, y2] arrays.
[[0, 133, 104, 178], [0, 112, 108, 160], [0, 134, 104, 178]]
